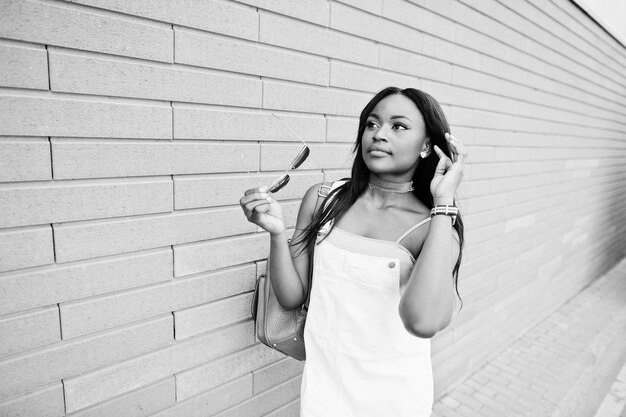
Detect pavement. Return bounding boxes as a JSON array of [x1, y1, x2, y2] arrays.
[[431, 257, 626, 417], [593, 360, 626, 417]]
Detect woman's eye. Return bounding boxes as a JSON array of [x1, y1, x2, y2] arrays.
[[392, 123, 407, 130], [366, 121, 379, 129]]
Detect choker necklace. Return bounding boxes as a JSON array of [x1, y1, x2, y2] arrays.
[[368, 175, 414, 193]]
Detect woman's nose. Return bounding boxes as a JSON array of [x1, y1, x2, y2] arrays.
[[373, 124, 389, 142]]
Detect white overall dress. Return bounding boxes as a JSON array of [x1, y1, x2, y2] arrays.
[[300, 217, 433, 417]]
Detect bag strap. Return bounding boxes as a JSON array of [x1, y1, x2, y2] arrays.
[[316, 180, 347, 239], [304, 179, 347, 309]]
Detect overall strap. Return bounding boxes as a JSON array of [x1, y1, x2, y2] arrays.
[[395, 217, 431, 244]]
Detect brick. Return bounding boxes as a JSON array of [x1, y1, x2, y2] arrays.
[[173, 106, 326, 142], [419, 79, 478, 110], [465, 192, 507, 213], [261, 143, 354, 171], [68, 377, 175, 417], [0, 138, 51, 182], [265, 400, 299, 417], [253, 357, 304, 394], [0, 383, 64, 417], [382, 0, 456, 42], [326, 116, 359, 143], [504, 214, 536, 233], [0, 248, 172, 316], [51, 139, 258, 179], [542, 1, 626, 79], [53, 206, 256, 262], [49, 48, 262, 107], [174, 171, 322, 210], [174, 233, 269, 277], [422, 34, 482, 71], [0, 315, 172, 399], [330, 2, 422, 53], [0, 226, 53, 273], [330, 60, 421, 93], [60, 264, 255, 339], [324, 169, 352, 183], [240, 0, 330, 25], [451, 66, 532, 106], [0, 306, 60, 358], [474, 55, 613, 119], [0, 0, 173, 62], [339, 0, 382, 14], [0, 94, 171, 139], [278, 201, 302, 230], [174, 292, 255, 340], [263, 80, 371, 117], [213, 376, 302, 417], [63, 321, 254, 412], [477, 0, 624, 94], [453, 106, 577, 136], [552, 0, 624, 62], [176, 28, 328, 86], [0, 177, 172, 228], [478, 54, 556, 98], [379, 45, 452, 83], [259, 12, 378, 67], [150, 375, 252, 417], [177, 344, 283, 400], [0, 41, 48, 90], [68, 0, 258, 40]]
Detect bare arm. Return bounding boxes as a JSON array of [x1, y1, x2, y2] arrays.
[[399, 215, 460, 338], [399, 132, 466, 338], [240, 183, 322, 309]]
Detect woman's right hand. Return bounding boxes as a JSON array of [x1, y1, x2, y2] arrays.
[[239, 186, 286, 236]]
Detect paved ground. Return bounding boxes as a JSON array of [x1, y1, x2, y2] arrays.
[[431, 258, 626, 417], [593, 360, 626, 417]]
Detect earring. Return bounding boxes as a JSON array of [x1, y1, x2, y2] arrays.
[[420, 150, 429, 159]]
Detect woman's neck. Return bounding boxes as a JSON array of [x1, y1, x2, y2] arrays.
[[366, 174, 415, 206], [368, 174, 413, 192]]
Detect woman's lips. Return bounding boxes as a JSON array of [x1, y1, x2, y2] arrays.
[[368, 146, 391, 157]]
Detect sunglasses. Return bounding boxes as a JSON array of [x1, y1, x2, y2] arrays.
[[267, 114, 310, 193]]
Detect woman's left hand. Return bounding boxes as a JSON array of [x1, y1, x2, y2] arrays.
[[430, 133, 467, 204]]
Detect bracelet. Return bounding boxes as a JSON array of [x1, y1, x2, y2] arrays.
[[430, 205, 458, 226]]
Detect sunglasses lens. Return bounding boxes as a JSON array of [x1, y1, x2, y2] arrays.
[[268, 174, 290, 193], [290, 146, 310, 170]]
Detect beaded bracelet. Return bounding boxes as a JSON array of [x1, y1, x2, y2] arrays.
[[430, 205, 458, 226]]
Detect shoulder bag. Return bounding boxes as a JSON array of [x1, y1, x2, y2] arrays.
[[250, 180, 345, 360]]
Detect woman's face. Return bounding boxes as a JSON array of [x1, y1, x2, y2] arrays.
[[361, 94, 428, 181]]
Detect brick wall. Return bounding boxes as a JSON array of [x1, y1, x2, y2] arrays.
[[0, 0, 624, 415]]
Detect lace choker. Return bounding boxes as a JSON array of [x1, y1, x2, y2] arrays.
[[368, 175, 414, 193]]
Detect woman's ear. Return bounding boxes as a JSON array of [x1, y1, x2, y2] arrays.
[[420, 140, 431, 159]]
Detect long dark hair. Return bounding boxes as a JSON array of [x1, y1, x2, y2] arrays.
[[296, 87, 464, 297]]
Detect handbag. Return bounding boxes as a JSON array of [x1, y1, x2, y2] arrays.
[[250, 180, 345, 360]]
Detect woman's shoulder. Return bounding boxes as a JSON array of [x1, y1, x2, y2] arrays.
[[302, 179, 350, 215], [299, 182, 325, 219], [303, 182, 324, 202]]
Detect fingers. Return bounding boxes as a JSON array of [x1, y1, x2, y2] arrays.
[[241, 197, 273, 219], [445, 133, 468, 165], [240, 187, 273, 216], [433, 145, 452, 166], [243, 186, 267, 196], [243, 200, 273, 219], [444, 133, 456, 163], [241, 187, 270, 205], [433, 145, 452, 174]]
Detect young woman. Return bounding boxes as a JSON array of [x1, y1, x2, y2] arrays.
[[240, 87, 466, 416]]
